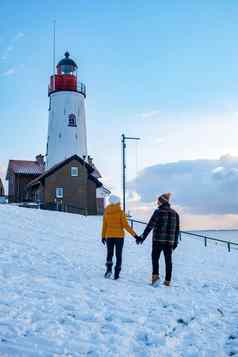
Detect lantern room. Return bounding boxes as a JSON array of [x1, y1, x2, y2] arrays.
[[48, 52, 86, 97], [57, 51, 78, 75]]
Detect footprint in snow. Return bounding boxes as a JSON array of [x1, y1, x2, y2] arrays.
[[177, 318, 189, 326], [101, 322, 119, 334], [226, 333, 238, 356], [136, 330, 163, 348], [229, 335, 237, 340]]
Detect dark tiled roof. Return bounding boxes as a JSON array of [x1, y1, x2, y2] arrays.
[[6, 160, 44, 179], [28, 154, 102, 188], [88, 173, 103, 188], [91, 165, 102, 179]]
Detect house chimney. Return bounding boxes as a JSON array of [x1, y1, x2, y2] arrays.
[[88, 155, 93, 167], [35, 154, 44, 166]]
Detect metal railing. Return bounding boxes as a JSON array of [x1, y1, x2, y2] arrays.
[[129, 218, 238, 252], [77, 81, 86, 97]]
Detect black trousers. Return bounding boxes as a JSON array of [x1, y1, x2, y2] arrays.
[[106, 238, 124, 274], [152, 242, 173, 281]]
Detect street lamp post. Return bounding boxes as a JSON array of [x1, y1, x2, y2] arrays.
[[121, 134, 140, 212]]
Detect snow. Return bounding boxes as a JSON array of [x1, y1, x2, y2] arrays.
[[0, 205, 237, 356]]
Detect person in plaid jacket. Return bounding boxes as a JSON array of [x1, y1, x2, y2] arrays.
[[137, 193, 180, 286]]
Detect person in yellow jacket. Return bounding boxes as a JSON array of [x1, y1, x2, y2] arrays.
[[101, 194, 138, 279]]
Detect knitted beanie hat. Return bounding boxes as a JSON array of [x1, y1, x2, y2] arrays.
[[108, 194, 121, 205], [158, 192, 171, 204]]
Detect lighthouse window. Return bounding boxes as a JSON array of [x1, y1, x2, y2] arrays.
[[68, 113, 77, 127], [61, 64, 74, 74], [71, 167, 79, 177]]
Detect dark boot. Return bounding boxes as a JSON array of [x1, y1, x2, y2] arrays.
[[114, 269, 120, 280], [163, 280, 171, 287], [151, 274, 160, 286], [104, 269, 112, 279], [104, 262, 112, 279]]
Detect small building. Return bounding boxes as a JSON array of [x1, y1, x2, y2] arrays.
[[0, 178, 4, 196], [6, 155, 44, 203], [27, 154, 104, 215]]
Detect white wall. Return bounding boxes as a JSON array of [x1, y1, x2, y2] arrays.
[[46, 91, 87, 168]]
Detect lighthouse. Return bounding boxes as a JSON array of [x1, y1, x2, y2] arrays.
[[46, 52, 87, 169]]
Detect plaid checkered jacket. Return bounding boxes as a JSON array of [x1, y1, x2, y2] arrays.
[[142, 203, 180, 245]]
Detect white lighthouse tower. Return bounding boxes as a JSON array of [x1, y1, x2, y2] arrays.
[[46, 52, 87, 168]]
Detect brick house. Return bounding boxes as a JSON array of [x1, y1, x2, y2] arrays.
[[6, 155, 44, 203], [27, 154, 104, 215], [0, 178, 4, 196]]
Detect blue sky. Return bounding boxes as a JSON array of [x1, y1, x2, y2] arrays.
[[1, 1, 238, 227]]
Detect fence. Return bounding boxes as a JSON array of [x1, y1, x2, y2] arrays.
[[129, 218, 238, 252], [40, 203, 100, 216], [19, 202, 100, 216]]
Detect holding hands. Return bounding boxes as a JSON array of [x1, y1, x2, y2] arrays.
[[134, 235, 145, 245], [173, 242, 178, 250]]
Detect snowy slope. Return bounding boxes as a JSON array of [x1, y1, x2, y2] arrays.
[[0, 205, 237, 357]]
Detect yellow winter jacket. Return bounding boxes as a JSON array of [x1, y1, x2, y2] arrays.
[[101, 204, 136, 239]]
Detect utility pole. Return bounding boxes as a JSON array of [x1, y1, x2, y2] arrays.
[[121, 134, 140, 212]]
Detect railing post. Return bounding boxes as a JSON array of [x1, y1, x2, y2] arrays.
[[204, 237, 207, 247], [228, 242, 231, 252], [131, 220, 134, 229], [179, 231, 182, 241]]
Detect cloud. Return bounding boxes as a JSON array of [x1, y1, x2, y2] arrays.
[[127, 191, 141, 203], [13, 32, 24, 42], [1, 32, 24, 61], [128, 154, 238, 215], [139, 110, 160, 120], [155, 137, 165, 144], [1, 68, 16, 77], [1, 46, 14, 61]]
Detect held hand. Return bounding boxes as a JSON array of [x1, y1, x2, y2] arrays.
[[101, 238, 106, 245], [135, 235, 144, 245]]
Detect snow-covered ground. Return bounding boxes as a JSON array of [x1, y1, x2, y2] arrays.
[[0, 205, 237, 357]]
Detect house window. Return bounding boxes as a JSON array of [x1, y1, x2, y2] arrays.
[[71, 167, 78, 176], [56, 187, 64, 198], [68, 113, 77, 127]]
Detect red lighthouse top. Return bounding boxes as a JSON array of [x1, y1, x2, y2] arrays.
[[48, 52, 86, 97]]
